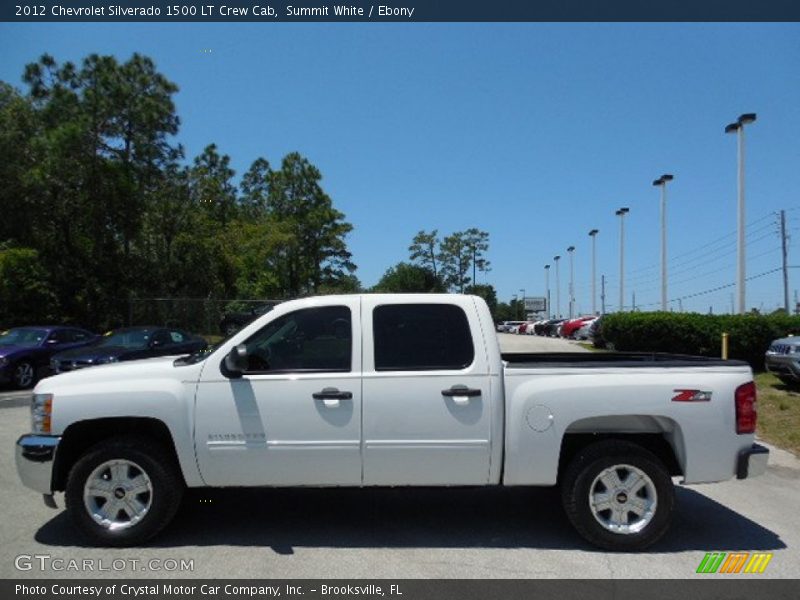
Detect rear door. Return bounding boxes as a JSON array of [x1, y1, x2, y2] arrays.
[[361, 297, 492, 485]]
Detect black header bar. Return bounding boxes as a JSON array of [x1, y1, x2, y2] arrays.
[[3, 0, 800, 22]]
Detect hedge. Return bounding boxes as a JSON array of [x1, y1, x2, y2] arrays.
[[601, 312, 800, 369]]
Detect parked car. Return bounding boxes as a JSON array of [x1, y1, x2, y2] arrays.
[[18, 294, 767, 551], [764, 336, 800, 386], [574, 318, 598, 340], [51, 326, 207, 373], [0, 326, 97, 389], [590, 315, 607, 349], [220, 303, 277, 337], [544, 319, 567, 337], [500, 321, 525, 334], [560, 316, 596, 339]]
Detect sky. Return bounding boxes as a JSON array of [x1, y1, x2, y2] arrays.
[[2, 23, 799, 315]]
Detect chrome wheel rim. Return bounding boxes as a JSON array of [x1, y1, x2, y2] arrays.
[[83, 459, 153, 530], [15, 363, 34, 387], [589, 464, 657, 535]]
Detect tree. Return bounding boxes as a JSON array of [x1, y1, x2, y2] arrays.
[[439, 231, 472, 293], [463, 228, 491, 285], [373, 262, 444, 293], [0, 248, 58, 326], [239, 157, 272, 219], [9, 53, 182, 327], [267, 152, 356, 296], [408, 230, 440, 279]]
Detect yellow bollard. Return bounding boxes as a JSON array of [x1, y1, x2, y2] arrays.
[[722, 332, 729, 360]]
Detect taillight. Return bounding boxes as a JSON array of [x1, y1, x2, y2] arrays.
[[735, 381, 757, 434]]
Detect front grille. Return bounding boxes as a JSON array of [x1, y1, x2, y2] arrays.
[[768, 344, 795, 355], [55, 360, 93, 373]]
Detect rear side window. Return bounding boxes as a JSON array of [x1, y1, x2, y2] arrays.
[[373, 304, 474, 371]]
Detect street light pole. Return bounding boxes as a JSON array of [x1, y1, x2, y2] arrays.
[[588, 230, 598, 315], [616, 208, 630, 312], [725, 113, 756, 314], [520, 288, 526, 320], [567, 246, 575, 318], [652, 174, 674, 311], [544, 265, 551, 319], [553, 255, 561, 318]]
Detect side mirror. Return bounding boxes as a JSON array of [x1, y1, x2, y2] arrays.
[[222, 344, 249, 378]]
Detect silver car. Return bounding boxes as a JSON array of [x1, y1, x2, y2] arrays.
[[765, 336, 800, 385]]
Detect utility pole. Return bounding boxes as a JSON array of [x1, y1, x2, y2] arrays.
[[600, 275, 606, 314], [632, 291, 636, 312], [544, 265, 551, 319], [567, 246, 576, 319], [725, 113, 757, 314], [616, 207, 630, 312], [554, 255, 561, 318], [653, 174, 674, 311], [589, 229, 599, 315], [781, 210, 790, 313]]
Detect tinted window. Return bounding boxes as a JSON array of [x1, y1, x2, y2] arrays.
[[373, 304, 474, 371], [243, 306, 351, 373], [72, 330, 92, 342], [48, 330, 71, 344], [151, 330, 172, 346], [169, 331, 186, 343]]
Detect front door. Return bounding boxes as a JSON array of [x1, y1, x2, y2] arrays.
[[194, 299, 362, 486]]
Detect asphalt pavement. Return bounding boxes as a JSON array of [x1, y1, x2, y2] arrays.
[[0, 334, 797, 579]]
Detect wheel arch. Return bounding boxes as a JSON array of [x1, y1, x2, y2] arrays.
[[53, 417, 186, 492], [558, 415, 686, 482]]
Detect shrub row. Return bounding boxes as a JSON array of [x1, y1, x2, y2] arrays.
[[601, 312, 800, 369]]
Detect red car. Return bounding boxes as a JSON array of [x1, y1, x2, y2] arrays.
[[560, 316, 596, 339]]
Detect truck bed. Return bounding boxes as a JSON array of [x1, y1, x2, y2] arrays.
[[502, 352, 748, 369]]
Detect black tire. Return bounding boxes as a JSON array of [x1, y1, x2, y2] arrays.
[[65, 436, 184, 546], [13, 360, 36, 389], [561, 440, 674, 551]]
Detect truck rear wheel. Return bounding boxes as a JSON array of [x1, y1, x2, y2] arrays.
[[65, 436, 184, 546], [561, 440, 674, 551]]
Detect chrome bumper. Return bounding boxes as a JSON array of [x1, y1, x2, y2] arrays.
[[737, 443, 769, 479], [16, 434, 60, 495]]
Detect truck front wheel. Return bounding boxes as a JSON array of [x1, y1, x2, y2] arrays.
[[65, 436, 184, 546], [561, 440, 674, 551]]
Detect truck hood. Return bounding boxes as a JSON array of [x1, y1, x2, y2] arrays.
[[35, 354, 204, 392]]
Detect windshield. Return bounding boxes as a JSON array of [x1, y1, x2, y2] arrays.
[[97, 330, 152, 349], [0, 328, 48, 347]]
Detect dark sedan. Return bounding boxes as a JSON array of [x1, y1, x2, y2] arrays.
[[52, 326, 207, 373], [0, 326, 98, 389]]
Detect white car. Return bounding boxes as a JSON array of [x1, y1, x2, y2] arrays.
[[574, 318, 598, 340]]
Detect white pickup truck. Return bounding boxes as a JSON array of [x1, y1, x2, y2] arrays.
[[16, 294, 768, 550]]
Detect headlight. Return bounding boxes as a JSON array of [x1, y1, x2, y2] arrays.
[[31, 393, 53, 434]]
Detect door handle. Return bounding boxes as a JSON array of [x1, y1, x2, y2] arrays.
[[441, 386, 482, 397], [312, 388, 353, 400]]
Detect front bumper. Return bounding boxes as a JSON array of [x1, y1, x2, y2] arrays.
[[16, 434, 60, 494], [737, 443, 769, 479], [764, 353, 800, 380]]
